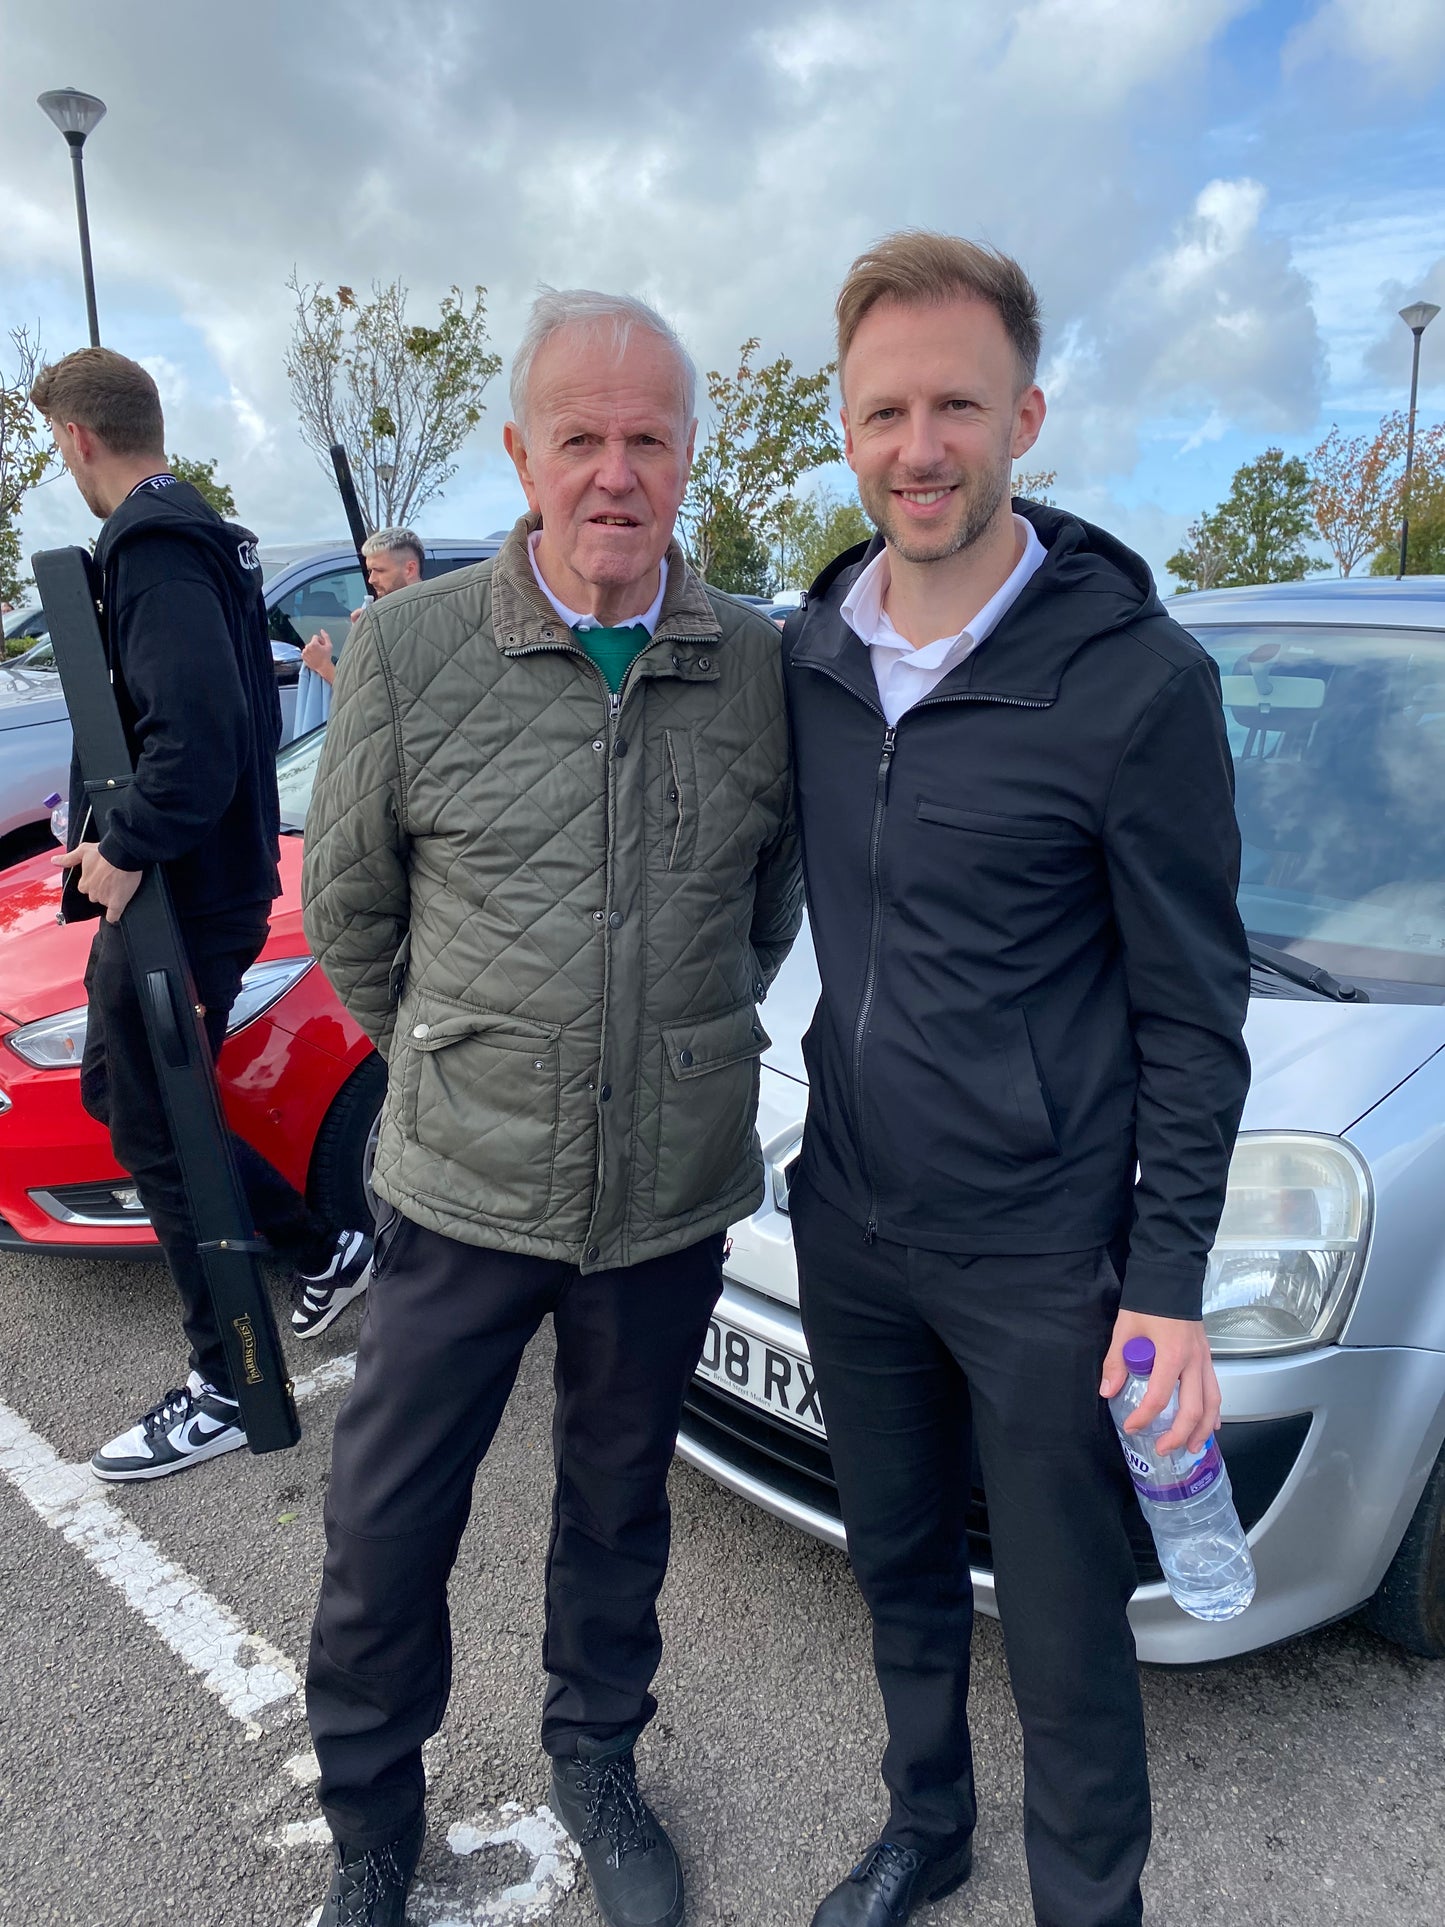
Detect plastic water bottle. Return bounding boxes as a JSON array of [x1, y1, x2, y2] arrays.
[[43, 792, 67, 842], [1109, 1335, 1256, 1621]]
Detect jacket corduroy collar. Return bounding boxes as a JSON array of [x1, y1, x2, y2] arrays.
[[489, 512, 721, 654]]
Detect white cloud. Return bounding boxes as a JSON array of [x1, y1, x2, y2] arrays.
[[1286, 0, 1445, 92]]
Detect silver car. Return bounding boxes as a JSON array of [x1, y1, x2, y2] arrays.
[[678, 574, 1445, 1664], [0, 536, 505, 868]]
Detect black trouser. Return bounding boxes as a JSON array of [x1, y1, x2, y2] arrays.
[[791, 1177, 1149, 1927], [79, 916, 336, 1397], [306, 1211, 725, 1848]]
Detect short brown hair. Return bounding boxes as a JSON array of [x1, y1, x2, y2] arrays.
[[836, 231, 1042, 387], [30, 347, 165, 457]]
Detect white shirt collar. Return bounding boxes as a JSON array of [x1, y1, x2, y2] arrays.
[[528, 530, 668, 636], [842, 514, 1046, 663]]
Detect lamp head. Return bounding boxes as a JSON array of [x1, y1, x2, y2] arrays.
[[38, 88, 106, 144], [1399, 301, 1441, 336]]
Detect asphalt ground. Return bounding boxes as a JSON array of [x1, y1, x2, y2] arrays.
[[1, 1242, 1442, 1927]]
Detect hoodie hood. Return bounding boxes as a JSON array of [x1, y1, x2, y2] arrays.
[[95, 476, 262, 590]]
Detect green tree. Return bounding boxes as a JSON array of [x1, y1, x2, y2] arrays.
[[778, 485, 873, 587], [1165, 510, 1239, 593], [285, 276, 501, 529], [1367, 419, 1445, 575], [683, 339, 840, 583], [0, 325, 59, 606], [707, 498, 773, 596], [169, 454, 236, 519], [1168, 448, 1327, 591]]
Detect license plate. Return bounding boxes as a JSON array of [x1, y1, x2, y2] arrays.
[[694, 1317, 825, 1437]]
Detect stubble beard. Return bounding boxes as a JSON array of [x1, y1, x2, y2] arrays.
[[860, 451, 1013, 566]]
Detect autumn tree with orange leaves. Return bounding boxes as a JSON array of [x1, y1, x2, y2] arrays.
[[1309, 416, 1405, 576]]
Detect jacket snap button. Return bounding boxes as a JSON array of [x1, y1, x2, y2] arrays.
[[586, 1245, 601, 1264], [593, 909, 605, 924], [532, 1059, 545, 1071], [667, 788, 678, 804], [698, 657, 711, 671], [592, 738, 605, 752], [600, 1083, 612, 1101], [671, 655, 681, 670], [614, 737, 628, 757], [608, 910, 624, 928], [413, 1023, 429, 1040], [751, 1024, 762, 1040], [679, 1047, 694, 1067]]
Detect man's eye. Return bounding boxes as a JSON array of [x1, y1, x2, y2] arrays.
[[945, 399, 975, 412]]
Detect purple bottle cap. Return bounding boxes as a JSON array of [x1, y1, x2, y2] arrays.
[[42, 792, 62, 809], [1122, 1337, 1156, 1376]]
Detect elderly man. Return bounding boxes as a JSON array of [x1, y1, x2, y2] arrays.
[[294, 527, 426, 735], [301, 289, 800, 1927]]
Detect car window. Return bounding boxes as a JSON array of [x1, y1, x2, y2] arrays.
[[275, 724, 328, 831], [1187, 621, 1445, 989], [268, 566, 366, 654], [422, 552, 491, 579]]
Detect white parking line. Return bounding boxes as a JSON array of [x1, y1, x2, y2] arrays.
[[0, 1396, 301, 1726]]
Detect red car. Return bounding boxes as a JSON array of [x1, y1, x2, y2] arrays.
[[0, 729, 382, 1257]]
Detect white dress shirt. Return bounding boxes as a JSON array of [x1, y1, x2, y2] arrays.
[[842, 515, 1047, 726], [528, 531, 668, 636]]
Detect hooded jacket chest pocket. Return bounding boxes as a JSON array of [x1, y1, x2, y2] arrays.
[[398, 1001, 562, 1223], [656, 728, 699, 872], [916, 799, 1061, 839], [655, 1002, 770, 1218]]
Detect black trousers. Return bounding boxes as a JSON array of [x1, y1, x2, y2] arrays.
[[791, 1177, 1149, 1927], [79, 917, 335, 1396], [306, 1211, 725, 1848]]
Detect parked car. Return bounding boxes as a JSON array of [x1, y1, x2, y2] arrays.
[[0, 536, 506, 870], [676, 575, 1445, 1664], [0, 722, 378, 1256]]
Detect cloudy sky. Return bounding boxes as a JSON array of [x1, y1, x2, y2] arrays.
[[5, 0, 1444, 587]]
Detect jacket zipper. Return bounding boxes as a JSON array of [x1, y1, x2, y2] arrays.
[[799, 662, 1051, 1244]]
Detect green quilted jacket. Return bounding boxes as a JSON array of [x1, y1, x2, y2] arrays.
[[301, 516, 802, 1269]]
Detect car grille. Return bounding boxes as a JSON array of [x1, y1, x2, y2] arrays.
[[682, 1380, 1313, 1589]]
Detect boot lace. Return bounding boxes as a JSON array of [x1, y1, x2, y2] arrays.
[[576, 1757, 654, 1866]]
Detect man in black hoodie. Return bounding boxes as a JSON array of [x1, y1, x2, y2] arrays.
[[786, 238, 1251, 1927], [32, 348, 372, 1482]]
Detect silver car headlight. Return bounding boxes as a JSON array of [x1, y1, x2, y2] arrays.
[[1203, 1132, 1371, 1355], [4, 957, 313, 1069]]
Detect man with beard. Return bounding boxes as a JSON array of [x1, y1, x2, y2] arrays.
[[783, 233, 1250, 1925]]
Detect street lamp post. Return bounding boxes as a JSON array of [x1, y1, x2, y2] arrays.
[[37, 87, 107, 349], [1397, 299, 1441, 578]]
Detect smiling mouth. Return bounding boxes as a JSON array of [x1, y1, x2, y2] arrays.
[[894, 486, 957, 506], [590, 514, 640, 527]]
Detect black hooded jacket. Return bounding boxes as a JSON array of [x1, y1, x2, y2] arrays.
[[69, 476, 281, 928], [783, 502, 1251, 1321]]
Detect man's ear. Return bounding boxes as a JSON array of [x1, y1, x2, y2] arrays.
[[504, 420, 541, 514], [841, 406, 857, 470], [1010, 385, 1047, 462]]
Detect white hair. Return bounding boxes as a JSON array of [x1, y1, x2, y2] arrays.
[[509, 287, 697, 433], [361, 527, 423, 568]]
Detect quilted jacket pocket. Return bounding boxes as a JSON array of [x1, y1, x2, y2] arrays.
[[399, 1001, 562, 1223], [654, 1002, 771, 1219]]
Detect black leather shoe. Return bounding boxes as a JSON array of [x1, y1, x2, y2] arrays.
[[810, 1836, 973, 1925], [550, 1736, 683, 1927], [317, 1814, 425, 1926]]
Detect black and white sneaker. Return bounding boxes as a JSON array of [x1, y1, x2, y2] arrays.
[[91, 1370, 247, 1482], [291, 1227, 373, 1339]]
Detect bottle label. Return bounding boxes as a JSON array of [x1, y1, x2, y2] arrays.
[[1121, 1435, 1224, 1504]]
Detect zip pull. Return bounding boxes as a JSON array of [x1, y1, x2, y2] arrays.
[[609, 691, 622, 720], [863, 1215, 878, 1245], [877, 725, 896, 789]]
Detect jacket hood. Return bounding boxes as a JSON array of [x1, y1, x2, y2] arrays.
[[800, 498, 1169, 704], [95, 476, 262, 585]]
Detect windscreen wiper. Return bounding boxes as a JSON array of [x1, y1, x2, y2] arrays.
[[1249, 939, 1367, 1004], [32, 545, 301, 1455]]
